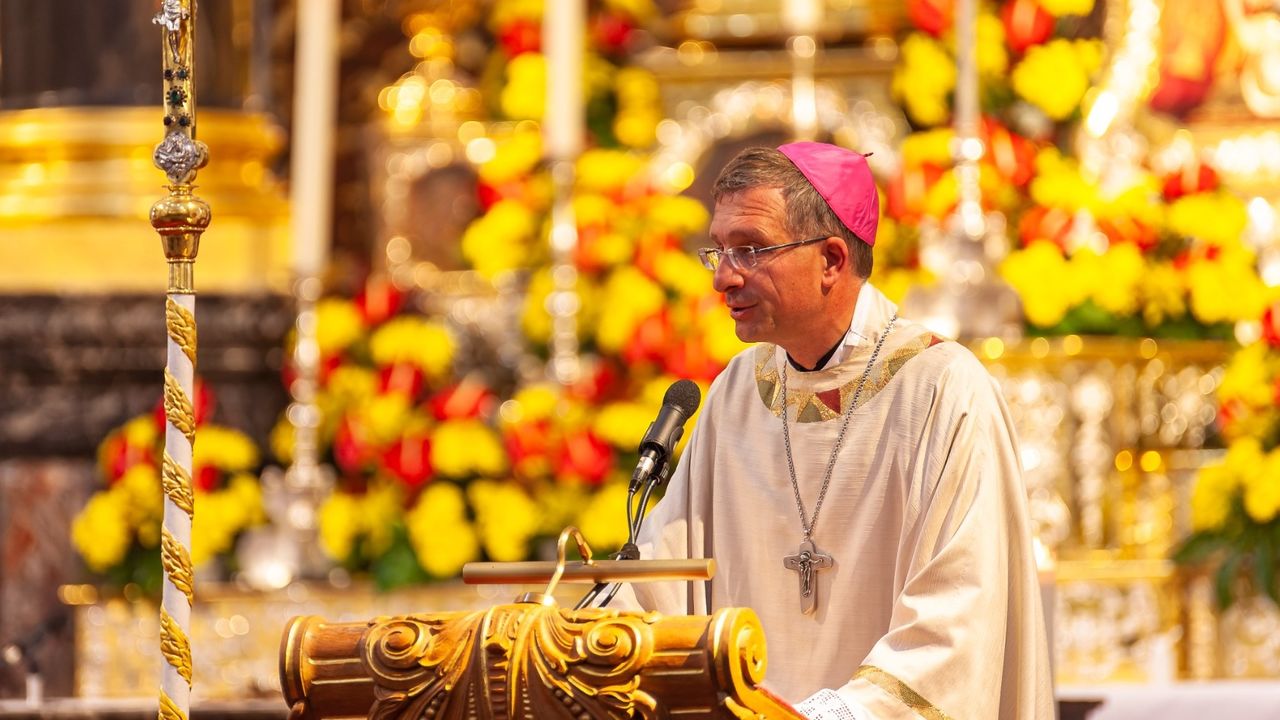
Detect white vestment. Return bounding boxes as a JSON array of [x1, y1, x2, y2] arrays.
[[626, 286, 1054, 719]]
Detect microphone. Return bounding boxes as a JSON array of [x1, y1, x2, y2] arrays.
[[629, 379, 701, 492]]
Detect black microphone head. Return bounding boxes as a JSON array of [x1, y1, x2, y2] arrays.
[[664, 378, 702, 417]]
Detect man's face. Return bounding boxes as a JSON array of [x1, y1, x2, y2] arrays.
[[708, 186, 826, 348]]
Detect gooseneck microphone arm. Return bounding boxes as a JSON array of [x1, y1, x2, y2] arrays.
[[575, 379, 701, 610]]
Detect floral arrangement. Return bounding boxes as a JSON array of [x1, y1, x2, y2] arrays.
[[71, 382, 265, 594], [1175, 305, 1280, 606], [270, 283, 646, 588], [888, 0, 1269, 337]]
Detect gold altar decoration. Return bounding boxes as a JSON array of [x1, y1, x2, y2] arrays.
[[976, 335, 1229, 683], [281, 604, 800, 720]]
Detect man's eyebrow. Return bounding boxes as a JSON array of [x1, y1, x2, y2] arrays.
[[712, 227, 768, 246]]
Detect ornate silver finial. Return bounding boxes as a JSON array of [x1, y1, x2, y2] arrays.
[[153, 132, 207, 185]]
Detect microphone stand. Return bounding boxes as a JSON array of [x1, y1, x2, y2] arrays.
[[573, 463, 669, 610]]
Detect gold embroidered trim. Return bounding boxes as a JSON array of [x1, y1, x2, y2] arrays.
[[162, 453, 194, 517], [754, 331, 948, 421], [853, 665, 952, 720], [158, 690, 187, 720], [160, 607, 193, 685], [163, 370, 196, 446], [162, 529, 195, 607], [166, 298, 198, 365]]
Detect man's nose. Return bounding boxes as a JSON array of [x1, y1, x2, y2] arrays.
[[712, 258, 743, 293]]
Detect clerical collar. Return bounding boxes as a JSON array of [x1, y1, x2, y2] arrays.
[[785, 282, 876, 373]]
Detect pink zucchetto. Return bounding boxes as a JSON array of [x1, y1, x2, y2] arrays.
[[778, 141, 879, 247]]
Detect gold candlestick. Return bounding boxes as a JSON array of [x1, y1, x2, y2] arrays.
[[150, 3, 210, 720]]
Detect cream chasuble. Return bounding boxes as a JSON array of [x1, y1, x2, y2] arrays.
[[626, 286, 1054, 719]]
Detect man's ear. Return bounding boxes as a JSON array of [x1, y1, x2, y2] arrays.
[[820, 236, 849, 287]]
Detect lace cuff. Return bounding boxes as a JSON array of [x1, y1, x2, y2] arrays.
[[793, 688, 861, 720]]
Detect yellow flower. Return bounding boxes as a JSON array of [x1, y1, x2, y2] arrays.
[[593, 401, 658, 449], [576, 480, 633, 552], [369, 317, 455, 380], [1012, 40, 1103, 120], [595, 267, 667, 352], [1218, 342, 1277, 412], [1038, 0, 1096, 16], [72, 491, 132, 573], [614, 109, 660, 149], [462, 199, 538, 278], [270, 416, 295, 464], [193, 425, 260, 473], [1244, 450, 1280, 524], [577, 149, 646, 195], [318, 491, 361, 562], [405, 482, 479, 577], [469, 480, 541, 562], [361, 482, 403, 559], [900, 129, 954, 169], [1089, 243, 1144, 316], [654, 251, 712, 298], [431, 420, 509, 478], [192, 491, 240, 567], [975, 13, 1009, 78], [1166, 192, 1249, 249], [1001, 242, 1076, 327], [534, 482, 591, 536], [1029, 148, 1099, 212], [351, 393, 415, 447], [477, 129, 542, 186], [645, 196, 711, 237], [1186, 255, 1268, 325], [500, 52, 546, 120], [121, 415, 158, 448], [315, 299, 363, 355], [1141, 263, 1188, 327], [1190, 462, 1235, 533], [504, 383, 562, 424], [702, 304, 750, 365], [891, 34, 956, 127], [117, 464, 163, 532]]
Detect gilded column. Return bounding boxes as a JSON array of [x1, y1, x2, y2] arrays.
[[149, 3, 209, 719]]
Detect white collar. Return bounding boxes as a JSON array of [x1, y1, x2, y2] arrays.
[[817, 281, 876, 371]]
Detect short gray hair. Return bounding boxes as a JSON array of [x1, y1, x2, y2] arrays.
[[712, 146, 874, 279]]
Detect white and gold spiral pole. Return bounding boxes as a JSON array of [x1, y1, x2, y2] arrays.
[[150, 2, 210, 718]]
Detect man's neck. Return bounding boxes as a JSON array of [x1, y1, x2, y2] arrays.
[[783, 283, 862, 371]]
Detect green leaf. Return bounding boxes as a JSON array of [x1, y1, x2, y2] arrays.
[[1216, 553, 1243, 610], [372, 527, 430, 591], [1257, 536, 1278, 605], [1173, 532, 1224, 565]]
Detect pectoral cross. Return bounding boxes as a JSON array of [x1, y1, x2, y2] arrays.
[[782, 539, 832, 615]]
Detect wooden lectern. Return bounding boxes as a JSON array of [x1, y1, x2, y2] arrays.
[[278, 530, 803, 719]]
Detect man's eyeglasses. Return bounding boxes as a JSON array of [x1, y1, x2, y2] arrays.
[[697, 236, 827, 271]]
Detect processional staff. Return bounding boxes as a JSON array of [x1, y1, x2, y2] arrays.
[[149, 2, 210, 719]]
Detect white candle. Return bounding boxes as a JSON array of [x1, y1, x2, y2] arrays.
[[543, 0, 585, 160], [290, 0, 340, 278]]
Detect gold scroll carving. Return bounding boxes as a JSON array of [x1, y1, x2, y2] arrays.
[[281, 603, 801, 720]]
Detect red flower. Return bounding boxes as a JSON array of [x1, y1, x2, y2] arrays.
[[1001, 0, 1055, 54], [885, 163, 947, 222], [381, 434, 433, 489], [1161, 162, 1220, 201], [505, 420, 554, 480], [355, 281, 405, 327], [1018, 205, 1074, 249], [591, 11, 635, 52], [101, 434, 153, 484], [1262, 303, 1280, 350], [429, 379, 497, 421], [567, 358, 621, 405], [666, 338, 722, 382], [193, 464, 220, 493], [622, 310, 672, 367], [379, 362, 426, 400], [907, 0, 954, 36], [498, 17, 541, 57], [152, 377, 215, 431], [553, 430, 614, 486], [333, 417, 375, 476], [1097, 215, 1158, 252], [982, 117, 1036, 187]]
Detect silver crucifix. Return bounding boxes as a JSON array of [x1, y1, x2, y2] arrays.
[[783, 539, 833, 615]]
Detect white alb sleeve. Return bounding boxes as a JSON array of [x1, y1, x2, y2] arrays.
[[793, 688, 873, 720]]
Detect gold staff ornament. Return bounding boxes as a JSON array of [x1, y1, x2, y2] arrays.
[[149, 2, 210, 720]]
